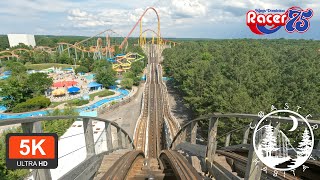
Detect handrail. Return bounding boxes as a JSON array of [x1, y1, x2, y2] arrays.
[[2, 115, 135, 180], [0, 115, 134, 148], [169, 113, 320, 149], [1, 115, 115, 127]]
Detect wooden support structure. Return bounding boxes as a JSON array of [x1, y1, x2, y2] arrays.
[[121, 132, 126, 148], [190, 121, 198, 144], [21, 121, 42, 133], [125, 134, 130, 149], [67, 45, 70, 58], [83, 118, 96, 157], [21, 121, 52, 180], [206, 118, 219, 163], [105, 122, 113, 151], [75, 48, 78, 60], [242, 126, 250, 144], [180, 129, 186, 143], [245, 120, 262, 180], [117, 127, 123, 148], [225, 133, 231, 147]]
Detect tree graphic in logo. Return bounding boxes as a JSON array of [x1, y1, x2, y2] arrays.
[[253, 109, 314, 171], [297, 128, 313, 157], [260, 125, 278, 157]]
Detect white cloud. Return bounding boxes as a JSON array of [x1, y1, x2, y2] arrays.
[[0, 0, 319, 38], [69, 9, 89, 18], [171, 0, 206, 18]]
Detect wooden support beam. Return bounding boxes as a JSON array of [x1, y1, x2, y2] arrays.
[[190, 121, 198, 144], [245, 121, 262, 180], [125, 134, 130, 149], [206, 118, 219, 163], [122, 133, 126, 148], [105, 122, 113, 151], [21, 121, 42, 133], [117, 127, 123, 148], [180, 129, 187, 143], [225, 133, 231, 147], [83, 118, 96, 157], [34, 169, 52, 180], [242, 127, 250, 144], [21, 121, 52, 180]]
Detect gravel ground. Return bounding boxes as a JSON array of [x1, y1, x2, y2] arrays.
[[165, 81, 195, 125], [98, 84, 144, 137]]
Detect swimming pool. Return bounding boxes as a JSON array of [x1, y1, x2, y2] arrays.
[[162, 77, 172, 81], [0, 75, 10, 80], [85, 74, 95, 81], [63, 68, 73, 71], [0, 88, 129, 120], [0, 105, 7, 112]]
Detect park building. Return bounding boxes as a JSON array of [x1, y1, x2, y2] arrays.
[[7, 34, 36, 47]]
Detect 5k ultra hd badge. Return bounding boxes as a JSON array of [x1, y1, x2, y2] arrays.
[[6, 133, 58, 169]]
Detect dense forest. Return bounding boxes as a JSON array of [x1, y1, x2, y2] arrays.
[[163, 39, 320, 116]]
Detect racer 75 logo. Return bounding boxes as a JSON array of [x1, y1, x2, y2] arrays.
[[247, 7, 313, 35]]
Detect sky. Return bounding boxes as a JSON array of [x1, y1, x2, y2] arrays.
[[0, 0, 319, 39]]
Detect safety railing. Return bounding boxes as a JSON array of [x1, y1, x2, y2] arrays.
[[0, 116, 134, 180], [169, 113, 320, 179]]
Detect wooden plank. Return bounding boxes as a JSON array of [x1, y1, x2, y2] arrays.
[[105, 122, 113, 151], [206, 118, 219, 163], [225, 133, 231, 147], [242, 127, 250, 144], [117, 127, 123, 149], [83, 118, 96, 156], [21, 121, 52, 180], [59, 154, 103, 180], [244, 120, 262, 180], [206, 160, 242, 180], [190, 121, 198, 144]]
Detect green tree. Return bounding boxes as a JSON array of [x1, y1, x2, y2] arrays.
[[79, 58, 94, 71], [93, 60, 111, 72], [95, 66, 116, 87], [5, 61, 27, 77], [43, 107, 79, 137], [27, 73, 53, 96], [0, 76, 31, 108], [0, 128, 29, 179], [121, 78, 134, 89], [75, 66, 89, 74]]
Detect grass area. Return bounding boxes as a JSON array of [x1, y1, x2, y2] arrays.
[[67, 99, 89, 106], [89, 90, 115, 100], [25, 63, 79, 70], [49, 90, 115, 107], [50, 101, 64, 108]]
